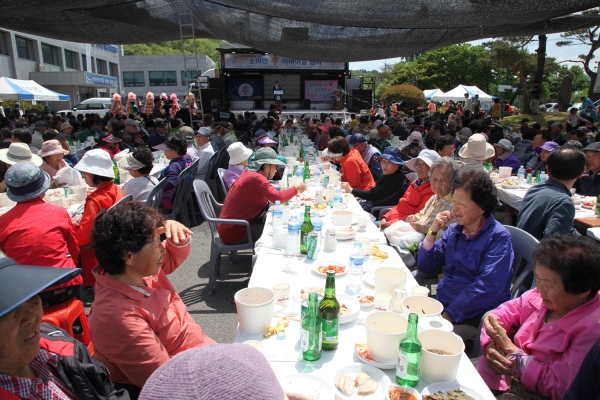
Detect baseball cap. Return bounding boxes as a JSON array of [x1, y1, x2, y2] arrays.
[[406, 118, 416, 124], [348, 134, 367, 146], [34, 120, 48, 129], [154, 118, 166, 128], [582, 142, 600, 152], [196, 127, 212, 137]]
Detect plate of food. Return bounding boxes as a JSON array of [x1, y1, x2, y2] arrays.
[[280, 373, 335, 400], [582, 202, 595, 209], [313, 261, 347, 277], [354, 343, 396, 370], [386, 384, 421, 400], [362, 272, 375, 287], [356, 294, 374, 307], [370, 245, 389, 262], [501, 181, 520, 189], [293, 286, 325, 304], [333, 363, 390, 399], [421, 382, 486, 400], [338, 294, 360, 324]]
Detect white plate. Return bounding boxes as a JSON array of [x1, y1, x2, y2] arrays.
[[354, 344, 396, 370], [312, 261, 348, 277], [280, 373, 335, 400], [501, 183, 521, 189], [332, 363, 390, 399], [363, 272, 375, 287], [583, 204, 594, 209], [356, 294, 375, 308], [293, 286, 325, 305], [421, 382, 486, 400], [338, 294, 360, 324], [518, 184, 532, 190]]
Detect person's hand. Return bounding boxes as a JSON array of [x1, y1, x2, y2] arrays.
[[430, 210, 453, 233], [484, 314, 518, 354], [441, 311, 453, 323], [0, 179, 7, 193], [485, 343, 513, 376], [161, 220, 193, 245], [340, 182, 352, 193], [405, 215, 417, 223], [295, 183, 307, 194], [379, 218, 390, 230]]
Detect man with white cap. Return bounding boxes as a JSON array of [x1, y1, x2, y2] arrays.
[[188, 127, 215, 181], [118, 147, 160, 202], [0, 142, 42, 193], [223, 142, 252, 190], [457, 133, 494, 172]]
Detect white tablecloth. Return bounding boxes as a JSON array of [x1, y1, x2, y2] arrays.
[[150, 163, 168, 178], [235, 195, 495, 399]]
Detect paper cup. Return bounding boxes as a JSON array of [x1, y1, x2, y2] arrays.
[[322, 162, 331, 170], [70, 185, 87, 201], [0, 193, 16, 207], [332, 210, 352, 226], [272, 226, 288, 249], [402, 296, 444, 318], [272, 282, 291, 307], [365, 312, 408, 364], [374, 292, 392, 311], [499, 166, 512, 177], [374, 267, 407, 295], [234, 287, 275, 334], [411, 286, 430, 297], [418, 330, 464, 383]]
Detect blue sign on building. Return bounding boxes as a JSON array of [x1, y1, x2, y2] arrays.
[[93, 44, 119, 54], [85, 73, 118, 88]]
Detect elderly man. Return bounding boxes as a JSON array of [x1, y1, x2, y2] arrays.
[[551, 122, 567, 146], [30, 120, 48, 153], [575, 142, 600, 196], [148, 118, 167, 150], [122, 118, 145, 149], [522, 129, 552, 168], [348, 133, 382, 181], [517, 147, 585, 240], [374, 124, 393, 149], [220, 121, 237, 147], [187, 127, 215, 181]]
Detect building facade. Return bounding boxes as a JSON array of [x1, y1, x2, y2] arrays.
[[0, 29, 120, 109]]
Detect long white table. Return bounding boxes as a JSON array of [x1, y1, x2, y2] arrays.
[[234, 194, 495, 399]]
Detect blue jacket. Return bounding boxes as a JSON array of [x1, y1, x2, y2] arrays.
[[494, 153, 522, 175], [418, 214, 514, 323]]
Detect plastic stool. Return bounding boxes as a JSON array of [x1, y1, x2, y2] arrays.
[[42, 298, 94, 355]]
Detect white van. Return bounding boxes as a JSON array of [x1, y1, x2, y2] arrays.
[[57, 98, 113, 117]]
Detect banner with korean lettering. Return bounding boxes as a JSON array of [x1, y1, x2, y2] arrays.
[[223, 53, 345, 70], [85, 73, 118, 88], [304, 80, 338, 101]]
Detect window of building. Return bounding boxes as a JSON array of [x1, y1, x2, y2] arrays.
[[96, 58, 107, 75], [16, 36, 34, 60], [0, 31, 8, 56], [149, 71, 177, 86], [181, 70, 201, 85], [64, 50, 78, 69], [123, 71, 145, 87], [91, 57, 95, 73], [109, 62, 118, 77], [81, 54, 87, 71], [41, 43, 59, 66]]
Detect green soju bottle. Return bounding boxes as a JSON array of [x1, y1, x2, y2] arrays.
[[319, 270, 340, 350], [396, 313, 422, 387], [302, 292, 322, 361], [300, 206, 314, 254], [300, 144, 305, 160], [112, 160, 120, 184], [595, 195, 600, 217], [303, 159, 311, 183]]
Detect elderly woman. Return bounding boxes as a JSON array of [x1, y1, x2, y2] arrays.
[[566, 107, 591, 133], [0, 142, 41, 193], [74, 149, 125, 285], [379, 149, 440, 229], [0, 260, 128, 399], [118, 147, 159, 202], [38, 139, 69, 179], [402, 131, 425, 159], [0, 162, 82, 306], [98, 132, 122, 160], [493, 139, 522, 174], [341, 146, 406, 212], [324, 137, 375, 191], [478, 235, 600, 400], [531, 141, 559, 175], [458, 133, 495, 172], [153, 134, 191, 212], [89, 202, 215, 396], [417, 168, 514, 352], [218, 148, 307, 244], [404, 157, 456, 240], [223, 142, 252, 190]]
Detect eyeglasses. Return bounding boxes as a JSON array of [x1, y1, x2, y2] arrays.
[[414, 161, 428, 169]]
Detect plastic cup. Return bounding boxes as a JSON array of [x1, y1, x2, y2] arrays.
[[418, 330, 465, 383], [272, 282, 291, 307], [374, 267, 407, 295], [234, 287, 275, 335], [365, 312, 408, 364], [272, 227, 288, 250], [499, 166, 512, 177], [70, 185, 87, 201]]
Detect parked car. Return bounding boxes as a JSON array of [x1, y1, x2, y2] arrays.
[[542, 103, 559, 112], [571, 102, 582, 111], [57, 97, 112, 117]]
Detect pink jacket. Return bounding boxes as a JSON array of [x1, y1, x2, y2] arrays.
[[477, 289, 600, 400]]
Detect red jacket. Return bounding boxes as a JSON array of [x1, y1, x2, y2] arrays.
[[341, 149, 375, 191], [218, 170, 297, 244], [0, 198, 82, 289], [383, 181, 434, 224]]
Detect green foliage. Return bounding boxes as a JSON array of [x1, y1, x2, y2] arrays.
[[3, 100, 45, 114], [380, 84, 425, 111], [123, 39, 221, 65]]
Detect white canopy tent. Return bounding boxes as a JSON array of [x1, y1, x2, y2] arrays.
[[0, 77, 69, 101], [423, 89, 445, 100], [430, 85, 492, 103]]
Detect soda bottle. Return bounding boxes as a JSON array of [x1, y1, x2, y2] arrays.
[[344, 242, 364, 295], [300, 206, 314, 255], [302, 292, 322, 361], [319, 270, 340, 350], [396, 313, 422, 388]]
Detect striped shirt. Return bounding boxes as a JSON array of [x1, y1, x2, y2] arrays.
[[414, 193, 454, 239], [0, 349, 75, 399]]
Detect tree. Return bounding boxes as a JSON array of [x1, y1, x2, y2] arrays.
[[380, 84, 425, 111], [556, 8, 600, 98], [123, 39, 222, 66]]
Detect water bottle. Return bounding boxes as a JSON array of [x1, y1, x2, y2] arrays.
[[295, 169, 303, 182], [517, 166, 526, 184], [286, 214, 300, 256], [313, 212, 323, 250], [345, 241, 364, 295], [314, 169, 321, 186], [333, 188, 343, 209], [273, 200, 283, 228]]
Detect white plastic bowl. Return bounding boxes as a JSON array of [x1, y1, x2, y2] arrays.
[[234, 287, 274, 334], [418, 330, 465, 383], [365, 312, 408, 364]]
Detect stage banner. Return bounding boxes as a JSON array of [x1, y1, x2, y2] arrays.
[[228, 78, 263, 100], [304, 80, 338, 101], [223, 53, 345, 70]]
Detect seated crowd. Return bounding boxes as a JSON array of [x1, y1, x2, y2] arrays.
[[3, 102, 600, 400]]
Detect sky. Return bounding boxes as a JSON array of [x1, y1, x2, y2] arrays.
[[348, 34, 598, 72]]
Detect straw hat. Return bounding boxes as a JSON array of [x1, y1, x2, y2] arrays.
[[227, 142, 252, 165], [458, 133, 495, 161], [74, 149, 115, 179], [0, 143, 43, 166], [38, 139, 69, 158]]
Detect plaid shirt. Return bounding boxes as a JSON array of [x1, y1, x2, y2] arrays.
[[0, 349, 75, 400], [414, 193, 454, 239]]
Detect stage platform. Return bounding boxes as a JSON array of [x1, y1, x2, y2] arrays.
[[230, 108, 351, 121]]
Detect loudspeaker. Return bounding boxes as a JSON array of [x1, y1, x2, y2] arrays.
[[303, 99, 310, 109], [349, 89, 373, 112]]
